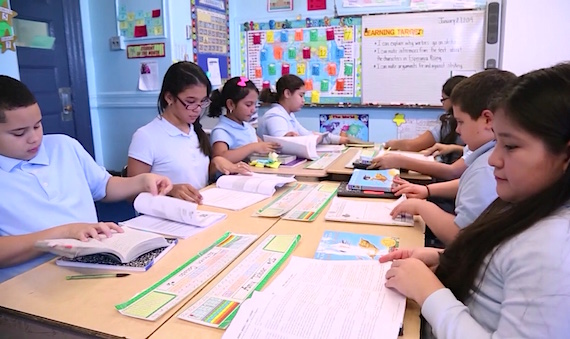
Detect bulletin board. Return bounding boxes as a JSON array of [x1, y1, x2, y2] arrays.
[[191, 0, 230, 80], [240, 17, 362, 104], [115, 0, 166, 40]]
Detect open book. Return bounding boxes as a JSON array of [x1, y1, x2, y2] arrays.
[[263, 134, 320, 160], [201, 173, 296, 211], [35, 226, 171, 265]]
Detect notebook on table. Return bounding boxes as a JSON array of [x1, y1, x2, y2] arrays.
[[337, 182, 397, 199]]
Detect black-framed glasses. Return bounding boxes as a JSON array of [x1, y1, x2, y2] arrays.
[[440, 97, 449, 103], [176, 95, 211, 111]]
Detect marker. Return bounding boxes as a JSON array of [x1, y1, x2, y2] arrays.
[[66, 273, 130, 280]]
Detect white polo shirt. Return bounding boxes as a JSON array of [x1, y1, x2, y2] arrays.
[[128, 116, 210, 189]]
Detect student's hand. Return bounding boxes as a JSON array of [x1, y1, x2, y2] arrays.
[[255, 142, 281, 154], [379, 248, 442, 268], [392, 179, 428, 199], [390, 198, 426, 217], [385, 258, 445, 306], [138, 173, 172, 195], [367, 154, 403, 170], [212, 156, 252, 175], [284, 131, 299, 137], [420, 143, 455, 157], [384, 139, 402, 150], [60, 222, 124, 242], [169, 184, 203, 204]]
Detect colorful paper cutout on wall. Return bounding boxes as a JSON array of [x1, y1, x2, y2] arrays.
[[241, 17, 362, 104], [392, 113, 406, 127], [116, 0, 164, 39], [0, 1, 17, 53]]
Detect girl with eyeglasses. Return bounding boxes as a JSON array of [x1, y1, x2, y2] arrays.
[[384, 75, 467, 165], [208, 76, 281, 162], [127, 62, 251, 204]]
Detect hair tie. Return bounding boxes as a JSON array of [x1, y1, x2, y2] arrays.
[[237, 76, 249, 87]]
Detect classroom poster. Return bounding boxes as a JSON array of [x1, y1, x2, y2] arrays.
[[0, 1, 17, 53], [319, 114, 369, 141], [191, 0, 230, 80], [241, 17, 362, 104], [268, 0, 293, 11], [116, 0, 165, 39]]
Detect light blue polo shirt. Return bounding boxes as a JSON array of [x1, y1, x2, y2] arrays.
[[257, 104, 340, 143], [210, 116, 257, 150], [454, 140, 497, 228], [0, 134, 111, 282]]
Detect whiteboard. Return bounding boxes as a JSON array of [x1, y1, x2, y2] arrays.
[[361, 10, 485, 105]]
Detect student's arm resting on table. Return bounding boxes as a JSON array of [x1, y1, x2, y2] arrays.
[[391, 177, 458, 200], [0, 222, 123, 268], [385, 131, 436, 152], [427, 179, 460, 199], [208, 156, 252, 177], [391, 199, 459, 245], [370, 155, 466, 181], [422, 218, 570, 339]]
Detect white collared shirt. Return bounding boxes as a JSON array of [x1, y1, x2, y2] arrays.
[[128, 116, 209, 189]]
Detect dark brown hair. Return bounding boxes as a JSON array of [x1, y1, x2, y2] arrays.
[[450, 69, 516, 120], [208, 76, 259, 118], [439, 76, 468, 163], [259, 74, 304, 103], [158, 62, 212, 157], [0, 75, 37, 123], [436, 63, 570, 302]]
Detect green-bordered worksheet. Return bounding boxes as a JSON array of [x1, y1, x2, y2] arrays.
[[115, 232, 257, 321], [177, 234, 300, 328]]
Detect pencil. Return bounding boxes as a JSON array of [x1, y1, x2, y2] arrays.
[[66, 273, 130, 280]]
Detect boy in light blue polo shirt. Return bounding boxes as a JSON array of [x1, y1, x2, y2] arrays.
[[390, 69, 516, 245], [0, 76, 172, 283]]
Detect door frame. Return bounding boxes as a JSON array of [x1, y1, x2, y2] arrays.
[[59, 0, 94, 156]]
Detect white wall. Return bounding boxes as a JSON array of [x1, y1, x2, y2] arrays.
[[501, 0, 570, 75]]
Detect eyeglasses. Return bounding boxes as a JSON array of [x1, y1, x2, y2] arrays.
[[440, 97, 450, 103], [176, 96, 211, 111]]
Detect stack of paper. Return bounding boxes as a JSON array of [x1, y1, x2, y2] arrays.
[[201, 173, 296, 211], [223, 257, 406, 339]]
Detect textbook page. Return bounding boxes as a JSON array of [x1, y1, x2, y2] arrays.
[[264, 134, 320, 160], [121, 215, 206, 239], [325, 196, 414, 226], [201, 174, 296, 210], [223, 257, 406, 339], [134, 193, 226, 227]]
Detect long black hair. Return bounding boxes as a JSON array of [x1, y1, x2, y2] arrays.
[[158, 62, 212, 157], [436, 63, 570, 302], [208, 76, 259, 118], [438, 76, 466, 164]]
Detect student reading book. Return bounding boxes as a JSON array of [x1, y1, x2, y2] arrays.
[[200, 173, 297, 210], [35, 227, 170, 264], [263, 134, 320, 160], [347, 168, 400, 192]]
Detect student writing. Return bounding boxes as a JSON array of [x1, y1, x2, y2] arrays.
[[0, 76, 172, 283], [389, 69, 516, 245], [257, 74, 348, 144], [380, 63, 570, 339], [127, 62, 250, 204], [208, 76, 280, 163]]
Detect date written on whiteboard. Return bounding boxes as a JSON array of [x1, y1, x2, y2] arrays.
[[439, 16, 474, 25]]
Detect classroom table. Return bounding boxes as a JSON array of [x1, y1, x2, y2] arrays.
[[327, 148, 433, 182], [149, 185, 425, 339], [0, 194, 284, 339], [248, 159, 329, 180]]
